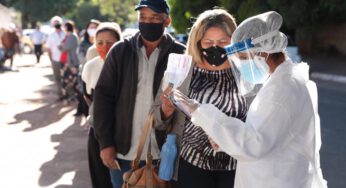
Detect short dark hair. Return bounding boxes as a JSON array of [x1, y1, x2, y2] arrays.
[[269, 52, 286, 64], [65, 21, 74, 32]]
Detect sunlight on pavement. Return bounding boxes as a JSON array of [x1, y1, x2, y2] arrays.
[[0, 54, 90, 188]]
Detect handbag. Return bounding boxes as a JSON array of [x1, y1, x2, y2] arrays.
[[59, 36, 68, 64], [60, 51, 68, 64], [122, 110, 168, 188]]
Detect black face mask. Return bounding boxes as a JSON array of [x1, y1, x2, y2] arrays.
[[54, 24, 61, 29], [139, 22, 164, 42], [202, 46, 228, 67]]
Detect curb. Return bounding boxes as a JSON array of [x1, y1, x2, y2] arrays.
[[311, 72, 346, 84]]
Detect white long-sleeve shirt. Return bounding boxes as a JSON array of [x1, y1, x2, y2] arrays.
[[191, 60, 327, 188], [31, 30, 45, 45], [46, 31, 65, 62]]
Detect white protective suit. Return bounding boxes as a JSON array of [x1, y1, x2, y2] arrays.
[[191, 59, 327, 188]]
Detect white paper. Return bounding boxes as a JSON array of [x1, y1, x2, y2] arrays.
[[162, 53, 192, 90]]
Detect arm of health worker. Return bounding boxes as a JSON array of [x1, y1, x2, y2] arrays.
[[191, 101, 291, 161]]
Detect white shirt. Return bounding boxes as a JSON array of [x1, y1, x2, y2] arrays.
[[31, 30, 45, 45], [81, 56, 104, 95], [192, 60, 327, 188], [46, 30, 66, 62], [117, 46, 161, 161]]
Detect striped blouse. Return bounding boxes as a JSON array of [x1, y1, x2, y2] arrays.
[[180, 65, 248, 170]]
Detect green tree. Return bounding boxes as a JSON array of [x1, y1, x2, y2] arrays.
[[169, 0, 346, 33], [0, 0, 78, 28], [220, 0, 270, 22], [95, 0, 138, 27], [70, 1, 107, 29], [168, 0, 219, 33]]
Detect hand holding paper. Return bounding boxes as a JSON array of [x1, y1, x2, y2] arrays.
[[168, 89, 200, 118], [162, 53, 192, 90]]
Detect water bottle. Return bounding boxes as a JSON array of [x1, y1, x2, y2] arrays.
[[159, 133, 177, 181]]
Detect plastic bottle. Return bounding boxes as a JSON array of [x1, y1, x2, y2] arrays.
[[159, 133, 177, 181]]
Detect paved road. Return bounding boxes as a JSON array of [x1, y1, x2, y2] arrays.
[[0, 54, 345, 188], [0, 54, 91, 188], [316, 80, 346, 188]]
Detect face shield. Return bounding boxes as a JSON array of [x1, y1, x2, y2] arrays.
[[225, 30, 279, 96]]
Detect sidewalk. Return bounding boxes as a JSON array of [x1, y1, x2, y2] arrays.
[[0, 54, 91, 188], [304, 55, 346, 84]]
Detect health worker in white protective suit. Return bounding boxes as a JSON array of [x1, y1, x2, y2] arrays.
[[169, 11, 328, 188]]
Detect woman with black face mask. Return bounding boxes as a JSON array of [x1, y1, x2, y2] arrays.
[[156, 9, 250, 188]]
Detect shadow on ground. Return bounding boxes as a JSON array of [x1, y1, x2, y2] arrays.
[[8, 83, 76, 132], [38, 117, 90, 188]]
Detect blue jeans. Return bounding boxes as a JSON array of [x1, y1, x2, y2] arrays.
[[109, 158, 149, 188]]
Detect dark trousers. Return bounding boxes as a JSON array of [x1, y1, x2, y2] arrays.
[[34, 44, 42, 63], [88, 127, 113, 188], [76, 91, 89, 116], [176, 158, 235, 188]]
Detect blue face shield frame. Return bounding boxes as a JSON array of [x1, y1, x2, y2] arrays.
[[223, 38, 270, 96], [224, 38, 254, 55]]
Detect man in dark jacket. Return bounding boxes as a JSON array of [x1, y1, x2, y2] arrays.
[[93, 0, 185, 187]]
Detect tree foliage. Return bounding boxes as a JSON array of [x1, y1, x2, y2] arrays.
[[95, 0, 137, 27], [169, 0, 346, 34], [0, 0, 138, 29], [69, 1, 107, 29], [167, 0, 219, 34], [0, 0, 78, 28]]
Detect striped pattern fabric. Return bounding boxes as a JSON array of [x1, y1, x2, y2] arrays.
[[180, 65, 248, 170]]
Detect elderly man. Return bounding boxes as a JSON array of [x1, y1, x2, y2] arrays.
[[93, 0, 185, 187], [46, 16, 66, 101]]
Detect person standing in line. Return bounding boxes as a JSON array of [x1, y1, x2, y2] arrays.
[[74, 19, 101, 117], [155, 9, 247, 188], [31, 25, 46, 63], [93, 0, 186, 187], [82, 22, 121, 188], [58, 20, 80, 104], [46, 16, 66, 101], [78, 19, 100, 67]]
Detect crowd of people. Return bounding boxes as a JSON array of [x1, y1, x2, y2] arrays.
[[1, 0, 328, 187]]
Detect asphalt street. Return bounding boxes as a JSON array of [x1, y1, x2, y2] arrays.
[[308, 56, 346, 188], [0, 54, 345, 188]]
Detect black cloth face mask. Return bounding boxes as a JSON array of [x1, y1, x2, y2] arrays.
[[54, 24, 61, 29], [139, 22, 164, 42], [202, 46, 228, 67]]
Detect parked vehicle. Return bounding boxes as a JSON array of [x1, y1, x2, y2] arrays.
[[175, 34, 188, 44]]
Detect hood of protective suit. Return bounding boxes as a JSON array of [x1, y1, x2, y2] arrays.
[[231, 11, 288, 53]]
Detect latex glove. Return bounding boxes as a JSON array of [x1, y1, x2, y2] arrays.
[[169, 89, 200, 118]]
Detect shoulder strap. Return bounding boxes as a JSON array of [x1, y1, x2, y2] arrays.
[[132, 110, 154, 169]]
